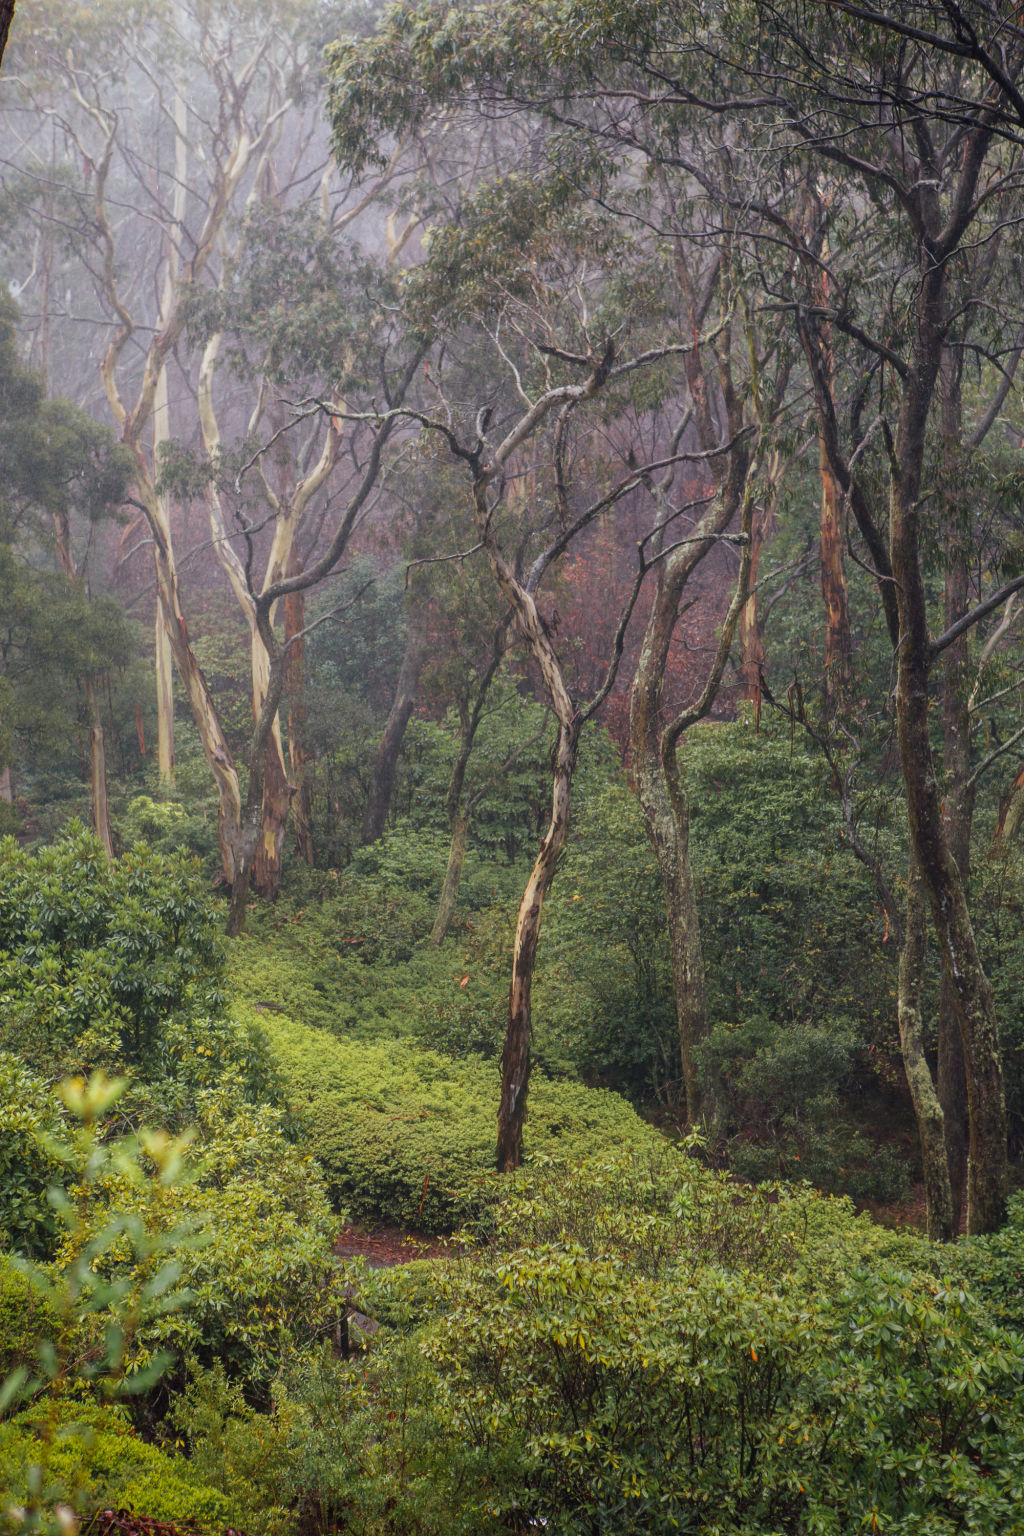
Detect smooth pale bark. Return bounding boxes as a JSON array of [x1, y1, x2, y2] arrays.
[[85, 676, 114, 859], [284, 584, 315, 867], [0, 765, 11, 803], [360, 622, 425, 845], [898, 858, 955, 1242], [498, 704, 579, 1171]]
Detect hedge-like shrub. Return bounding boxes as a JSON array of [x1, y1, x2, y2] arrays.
[[0, 1400, 237, 1527], [255, 1008, 660, 1231]]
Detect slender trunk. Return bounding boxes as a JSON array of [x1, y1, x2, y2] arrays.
[[226, 615, 287, 938], [360, 622, 425, 844], [890, 308, 1007, 1232], [0, 764, 12, 802], [738, 501, 765, 716], [284, 584, 315, 866], [431, 808, 469, 947], [898, 857, 955, 1241], [85, 676, 114, 859], [819, 441, 851, 696], [155, 593, 175, 782], [150, 526, 242, 886], [497, 708, 580, 1172], [628, 452, 753, 1124], [938, 495, 975, 1232], [814, 257, 852, 698], [248, 625, 293, 899]]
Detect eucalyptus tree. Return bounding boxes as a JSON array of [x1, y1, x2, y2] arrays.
[[327, 0, 799, 1130], [718, 0, 1024, 1234], [1, 0, 329, 885]]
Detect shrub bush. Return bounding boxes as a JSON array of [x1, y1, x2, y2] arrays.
[[0, 1052, 64, 1255], [257, 1008, 661, 1231], [388, 1152, 1024, 1535], [0, 1400, 237, 1529]]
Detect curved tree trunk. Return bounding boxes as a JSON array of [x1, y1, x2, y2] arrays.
[[937, 515, 975, 1232], [431, 808, 469, 947], [497, 707, 579, 1171]]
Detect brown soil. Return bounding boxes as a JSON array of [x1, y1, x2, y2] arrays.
[[333, 1223, 448, 1268]]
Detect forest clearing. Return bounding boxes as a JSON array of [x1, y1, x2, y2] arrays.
[[2, 1, 1024, 1531]]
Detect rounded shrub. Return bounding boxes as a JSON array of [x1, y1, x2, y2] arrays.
[[255, 1007, 661, 1231]]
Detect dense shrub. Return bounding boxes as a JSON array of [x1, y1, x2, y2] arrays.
[[0, 1250, 59, 1380], [341, 1152, 1024, 1536], [0, 826, 225, 1081], [0, 1052, 64, 1255], [257, 1008, 661, 1231], [63, 1094, 342, 1395], [0, 1401, 237, 1530]]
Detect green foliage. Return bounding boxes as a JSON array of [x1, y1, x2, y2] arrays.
[[0, 1252, 58, 1382], [0, 825, 226, 1085], [353, 1151, 1024, 1536], [0, 1055, 64, 1256], [258, 1008, 660, 1232], [536, 772, 676, 1098], [0, 1072, 201, 1530], [0, 1400, 236, 1532], [62, 1093, 341, 1396]]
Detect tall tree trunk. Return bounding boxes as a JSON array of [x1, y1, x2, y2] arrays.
[[85, 676, 114, 858], [938, 457, 975, 1232], [0, 764, 13, 803], [497, 706, 580, 1171], [738, 500, 766, 715], [814, 253, 852, 698], [890, 274, 1007, 1232], [898, 857, 954, 1241], [155, 594, 175, 783], [248, 626, 293, 899], [360, 621, 425, 845], [431, 807, 469, 946], [149, 520, 243, 887], [284, 584, 315, 866]]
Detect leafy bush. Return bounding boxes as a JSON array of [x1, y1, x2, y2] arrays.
[[0, 825, 225, 1081], [357, 1151, 1024, 1536], [258, 1008, 660, 1231], [0, 1252, 58, 1380], [0, 1400, 236, 1530], [0, 1053, 63, 1255], [62, 1093, 342, 1395]]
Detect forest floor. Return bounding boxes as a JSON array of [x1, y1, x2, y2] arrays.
[[334, 1224, 449, 1267]]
